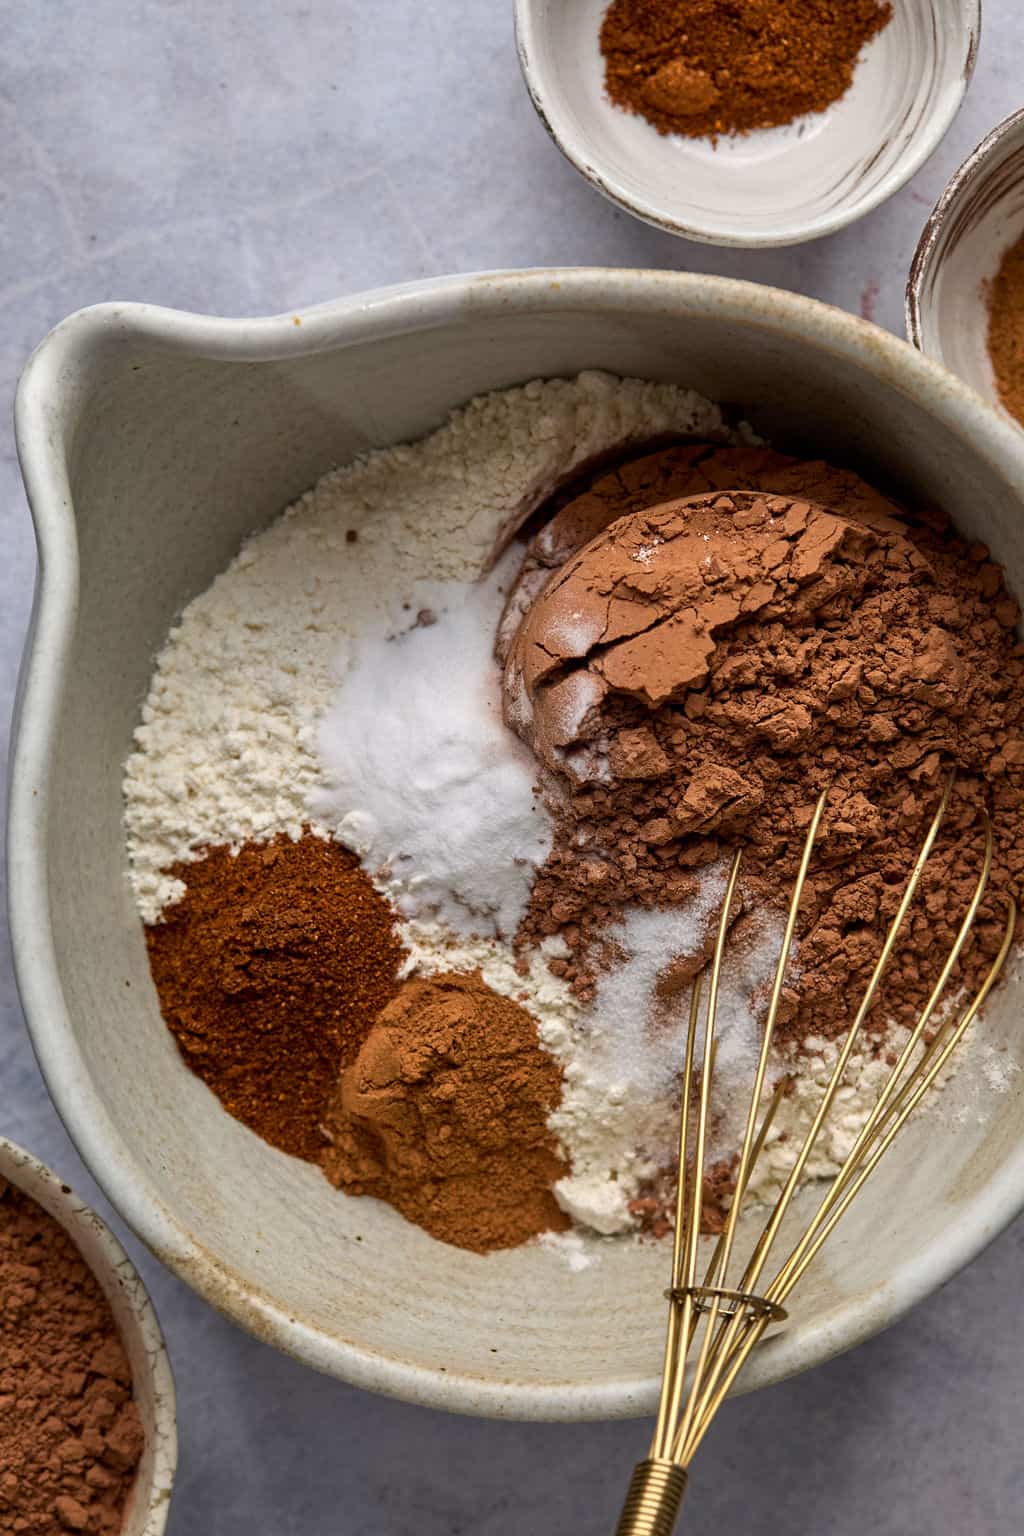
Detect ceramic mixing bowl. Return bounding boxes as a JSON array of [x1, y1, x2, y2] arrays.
[[514, 0, 979, 247], [0, 1138, 177, 1532], [907, 107, 1024, 421], [11, 270, 1024, 1420]]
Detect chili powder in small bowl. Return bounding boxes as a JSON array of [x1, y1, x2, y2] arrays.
[[0, 1139, 176, 1535], [515, 0, 978, 247]]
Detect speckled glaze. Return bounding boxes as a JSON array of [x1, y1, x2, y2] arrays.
[[11, 270, 1024, 1421], [514, 0, 979, 248], [0, 1139, 177, 1533], [907, 107, 1024, 423]]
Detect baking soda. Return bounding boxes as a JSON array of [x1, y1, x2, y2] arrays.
[[314, 555, 550, 940]]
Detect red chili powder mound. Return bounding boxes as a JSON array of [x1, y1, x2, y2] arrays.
[[0, 1180, 144, 1535], [146, 833, 406, 1161]]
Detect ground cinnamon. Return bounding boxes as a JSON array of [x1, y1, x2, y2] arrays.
[[146, 833, 405, 1160], [0, 1181, 143, 1534], [987, 233, 1024, 427], [600, 0, 892, 139], [320, 972, 570, 1253]]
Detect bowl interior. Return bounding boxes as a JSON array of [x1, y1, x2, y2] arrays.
[[0, 1141, 175, 1535], [19, 280, 1024, 1417], [517, 0, 974, 245], [910, 118, 1024, 418]]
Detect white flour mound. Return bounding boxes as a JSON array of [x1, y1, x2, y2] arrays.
[[124, 370, 726, 921]]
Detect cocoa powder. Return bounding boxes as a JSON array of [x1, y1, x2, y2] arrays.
[[147, 833, 405, 1160], [0, 1181, 143, 1535], [599, 0, 892, 139], [320, 973, 569, 1253], [504, 465, 1024, 1045]]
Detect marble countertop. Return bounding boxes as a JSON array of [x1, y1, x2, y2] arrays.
[[3, 5, 1024, 1532]]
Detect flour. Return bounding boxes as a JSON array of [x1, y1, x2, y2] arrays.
[[124, 371, 725, 922], [123, 370, 982, 1247]]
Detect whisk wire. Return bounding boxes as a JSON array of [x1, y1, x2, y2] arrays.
[[616, 775, 1016, 1530], [666, 790, 827, 1456], [773, 815, 996, 1270], [676, 775, 958, 1454], [671, 850, 743, 1455], [652, 975, 703, 1461], [681, 898, 1016, 1467]]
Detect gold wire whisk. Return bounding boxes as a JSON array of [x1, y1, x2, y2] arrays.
[[615, 775, 1016, 1536]]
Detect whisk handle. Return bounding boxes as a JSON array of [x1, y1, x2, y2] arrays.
[[614, 1458, 688, 1536]]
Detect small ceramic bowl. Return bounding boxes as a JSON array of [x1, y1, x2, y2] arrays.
[[514, 0, 979, 247], [907, 107, 1024, 421], [0, 1139, 176, 1534]]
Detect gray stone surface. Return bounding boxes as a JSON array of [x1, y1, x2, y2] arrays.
[[2, 5, 1024, 1531]]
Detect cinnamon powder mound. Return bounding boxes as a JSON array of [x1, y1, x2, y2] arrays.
[[0, 1180, 143, 1535], [320, 973, 570, 1253], [147, 834, 405, 1160], [505, 486, 1024, 1041], [599, 0, 892, 140], [987, 232, 1024, 427]]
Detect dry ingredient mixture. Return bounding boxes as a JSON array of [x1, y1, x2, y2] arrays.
[[987, 232, 1024, 427], [599, 0, 892, 140], [124, 374, 1023, 1257], [0, 1180, 144, 1536]]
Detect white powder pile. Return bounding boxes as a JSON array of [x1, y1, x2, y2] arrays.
[[125, 371, 725, 921], [551, 901, 788, 1234], [313, 555, 550, 939]]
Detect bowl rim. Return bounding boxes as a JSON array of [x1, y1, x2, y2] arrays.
[[0, 1136, 177, 1531], [906, 103, 1024, 350], [11, 267, 1024, 1420], [513, 0, 980, 250]]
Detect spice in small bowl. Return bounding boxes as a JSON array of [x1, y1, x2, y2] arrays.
[[515, 0, 978, 248], [908, 108, 1024, 431], [0, 1141, 176, 1535]]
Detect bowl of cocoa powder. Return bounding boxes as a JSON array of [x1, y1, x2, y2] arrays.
[[515, 0, 979, 246], [13, 269, 1024, 1422], [908, 107, 1024, 432], [0, 1139, 176, 1534]]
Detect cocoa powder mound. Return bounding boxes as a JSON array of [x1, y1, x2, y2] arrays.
[[599, 0, 892, 140], [0, 1180, 144, 1535], [504, 481, 1024, 1042], [147, 833, 406, 1160], [320, 972, 570, 1253]]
